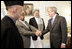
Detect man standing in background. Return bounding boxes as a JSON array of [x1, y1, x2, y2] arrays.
[[29, 9, 45, 48]]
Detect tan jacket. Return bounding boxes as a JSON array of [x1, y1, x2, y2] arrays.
[[16, 20, 37, 48]]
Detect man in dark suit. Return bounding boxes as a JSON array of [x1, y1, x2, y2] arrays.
[[42, 7, 67, 48], [1, 1, 24, 48], [29, 9, 45, 40]]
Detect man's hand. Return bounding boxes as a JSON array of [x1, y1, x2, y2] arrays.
[[61, 43, 66, 48], [35, 30, 42, 36]]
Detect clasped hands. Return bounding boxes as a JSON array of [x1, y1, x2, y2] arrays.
[[35, 30, 42, 36]]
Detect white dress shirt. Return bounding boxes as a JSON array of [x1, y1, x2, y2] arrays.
[[35, 16, 43, 31]]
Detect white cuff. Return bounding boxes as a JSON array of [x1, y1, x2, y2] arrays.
[[61, 43, 66, 46]]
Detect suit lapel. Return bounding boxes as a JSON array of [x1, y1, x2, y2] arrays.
[[51, 15, 59, 31], [33, 18, 38, 28], [49, 19, 52, 30], [42, 18, 45, 30]]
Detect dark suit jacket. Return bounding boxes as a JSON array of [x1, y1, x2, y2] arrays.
[[42, 15, 67, 48], [1, 16, 23, 48], [29, 17, 45, 40]]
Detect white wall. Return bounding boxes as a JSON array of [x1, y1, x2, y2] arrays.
[[1, 1, 7, 20]]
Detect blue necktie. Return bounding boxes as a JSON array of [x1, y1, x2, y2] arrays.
[[51, 18, 53, 27]]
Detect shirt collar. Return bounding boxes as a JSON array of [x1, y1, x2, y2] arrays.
[[52, 14, 57, 20]]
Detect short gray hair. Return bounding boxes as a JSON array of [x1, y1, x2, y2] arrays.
[[48, 7, 57, 13]]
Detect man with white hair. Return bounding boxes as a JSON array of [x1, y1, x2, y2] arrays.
[[42, 7, 67, 48], [1, 1, 24, 48]]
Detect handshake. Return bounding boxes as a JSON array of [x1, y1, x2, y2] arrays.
[[35, 30, 42, 36]]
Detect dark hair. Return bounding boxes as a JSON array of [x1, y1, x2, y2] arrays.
[[4, 1, 23, 10], [56, 12, 59, 15]]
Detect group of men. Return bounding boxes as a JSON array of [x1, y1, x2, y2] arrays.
[[1, 1, 67, 48]]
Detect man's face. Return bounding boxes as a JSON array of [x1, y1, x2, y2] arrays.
[[48, 8, 55, 18], [34, 11, 39, 17], [15, 6, 24, 20]]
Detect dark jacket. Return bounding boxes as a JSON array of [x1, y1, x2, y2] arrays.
[[1, 16, 23, 48], [42, 15, 67, 48]]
